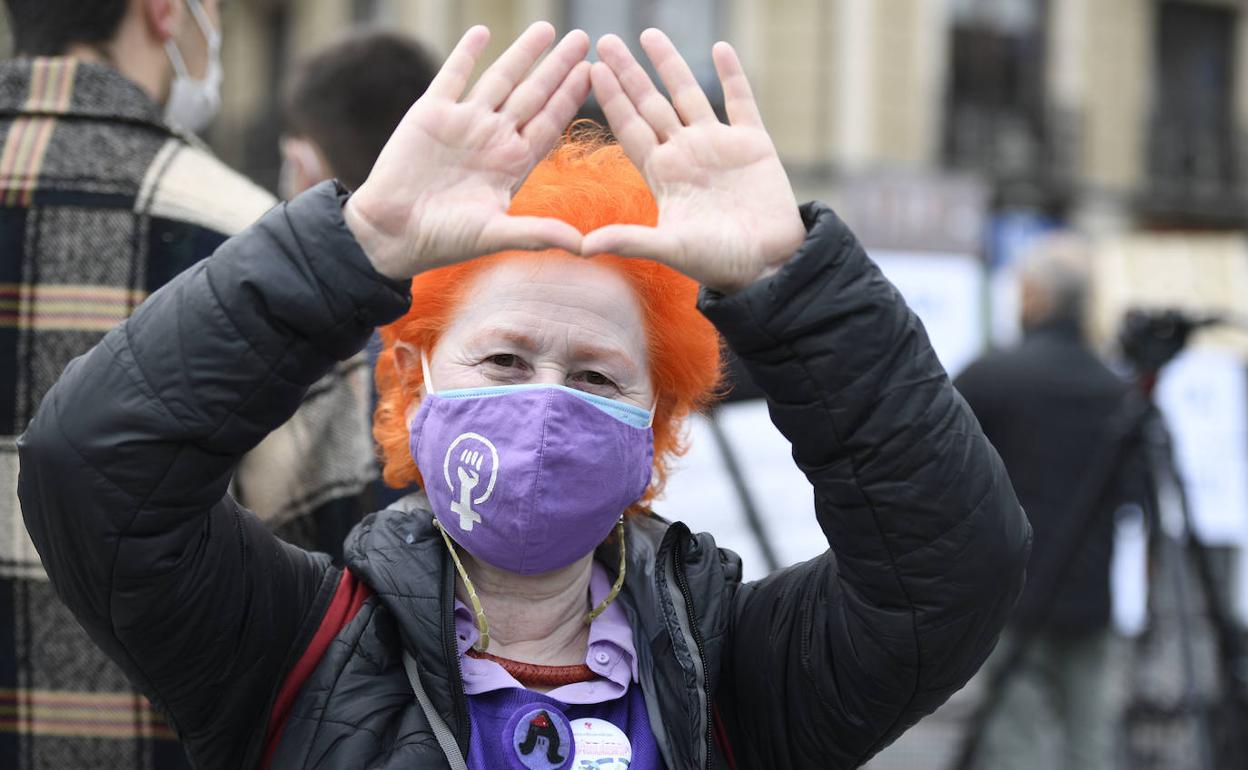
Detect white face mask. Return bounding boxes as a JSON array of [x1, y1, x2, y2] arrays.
[[163, 0, 222, 133]]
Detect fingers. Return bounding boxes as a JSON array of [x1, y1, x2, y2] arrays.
[[581, 224, 681, 265], [468, 21, 557, 110], [712, 41, 763, 128], [590, 62, 657, 166], [639, 28, 717, 126], [503, 29, 590, 126], [477, 215, 584, 256], [596, 34, 682, 141], [426, 26, 491, 101], [521, 60, 592, 156]]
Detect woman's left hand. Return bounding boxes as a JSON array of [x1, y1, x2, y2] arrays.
[[583, 30, 806, 294]]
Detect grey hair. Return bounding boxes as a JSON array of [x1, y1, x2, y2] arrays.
[[1019, 233, 1091, 324]]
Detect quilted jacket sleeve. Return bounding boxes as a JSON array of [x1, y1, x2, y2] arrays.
[[17, 182, 411, 769], [700, 203, 1031, 768]]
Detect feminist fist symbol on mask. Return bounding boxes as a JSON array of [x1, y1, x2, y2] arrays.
[[453, 449, 485, 530], [444, 434, 499, 531]]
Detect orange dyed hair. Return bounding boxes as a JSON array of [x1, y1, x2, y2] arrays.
[[372, 132, 724, 506]]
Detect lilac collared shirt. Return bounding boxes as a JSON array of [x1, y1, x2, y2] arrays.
[[454, 560, 638, 704]]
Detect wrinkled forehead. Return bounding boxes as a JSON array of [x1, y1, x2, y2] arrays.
[[443, 256, 649, 368]]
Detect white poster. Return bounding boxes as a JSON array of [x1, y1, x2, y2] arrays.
[[658, 250, 989, 580], [871, 251, 986, 378], [1154, 349, 1248, 546], [656, 402, 820, 582]]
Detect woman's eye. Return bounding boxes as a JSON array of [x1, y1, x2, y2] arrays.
[[487, 354, 519, 368], [577, 371, 618, 390]]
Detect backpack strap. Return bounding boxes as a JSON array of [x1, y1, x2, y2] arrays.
[[402, 652, 469, 770]]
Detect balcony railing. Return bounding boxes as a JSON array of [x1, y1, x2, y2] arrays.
[[1142, 116, 1247, 226], [944, 103, 1081, 207]]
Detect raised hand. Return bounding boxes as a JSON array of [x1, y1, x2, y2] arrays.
[[344, 23, 591, 280], [583, 31, 806, 294]]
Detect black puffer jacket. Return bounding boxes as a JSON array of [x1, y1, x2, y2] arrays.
[[18, 182, 1030, 769]]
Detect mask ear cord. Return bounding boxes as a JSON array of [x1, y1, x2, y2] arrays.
[[185, 0, 221, 50], [643, 392, 658, 429], [585, 519, 626, 625], [163, 36, 191, 80], [434, 519, 490, 652], [420, 348, 436, 396]]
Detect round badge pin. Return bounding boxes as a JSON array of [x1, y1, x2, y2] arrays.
[[505, 704, 575, 770], [571, 717, 632, 768]]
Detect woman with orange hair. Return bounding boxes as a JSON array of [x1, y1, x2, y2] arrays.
[[19, 22, 1029, 770]]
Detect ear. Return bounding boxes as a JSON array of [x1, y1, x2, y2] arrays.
[[141, 0, 181, 42], [279, 136, 331, 197], [1019, 278, 1050, 327], [393, 341, 425, 395]]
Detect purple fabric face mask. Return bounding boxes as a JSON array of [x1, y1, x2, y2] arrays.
[[408, 362, 654, 576]]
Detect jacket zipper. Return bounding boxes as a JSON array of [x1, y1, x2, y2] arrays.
[[442, 552, 470, 751], [673, 536, 714, 769]]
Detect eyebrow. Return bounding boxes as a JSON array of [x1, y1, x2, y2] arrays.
[[468, 328, 540, 352], [569, 342, 640, 379]]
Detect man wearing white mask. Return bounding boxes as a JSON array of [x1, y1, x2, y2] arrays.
[[160, 0, 223, 132], [0, 1, 373, 767]]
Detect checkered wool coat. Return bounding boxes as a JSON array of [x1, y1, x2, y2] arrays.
[[0, 57, 376, 769]]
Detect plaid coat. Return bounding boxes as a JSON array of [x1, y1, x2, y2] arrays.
[[0, 57, 376, 769]]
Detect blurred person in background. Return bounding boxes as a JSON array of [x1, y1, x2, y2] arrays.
[[956, 235, 1143, 769], [276, 29, 438, 513], [0, 0, 366, 767], [278, 29, 437, 197]]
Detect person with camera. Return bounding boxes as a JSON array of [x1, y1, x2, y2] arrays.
[[957, 236, 1145, 769]]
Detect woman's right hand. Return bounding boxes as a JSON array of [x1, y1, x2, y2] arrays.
[[344, 23, 590, 280]]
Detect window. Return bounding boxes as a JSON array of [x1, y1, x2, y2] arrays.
[[944, 0, 1056, 185], [1149, 1, 1239, 206], [566, 0, 722, 95]]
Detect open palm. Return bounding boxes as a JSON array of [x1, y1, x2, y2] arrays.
[[583, 31, 806, 294], [346, 23, 590, 280]]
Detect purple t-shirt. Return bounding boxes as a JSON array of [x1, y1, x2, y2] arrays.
[[455, 562, 664, 768]]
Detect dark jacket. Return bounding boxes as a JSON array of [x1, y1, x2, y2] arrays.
[[18, 182, 1030, 769], [956, 320, 1141, 630]]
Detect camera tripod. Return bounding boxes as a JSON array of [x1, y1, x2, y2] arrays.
[[950, 311, 1248, 770]]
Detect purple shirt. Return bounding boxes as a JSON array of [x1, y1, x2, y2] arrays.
[[454, 561, 638, 704]]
